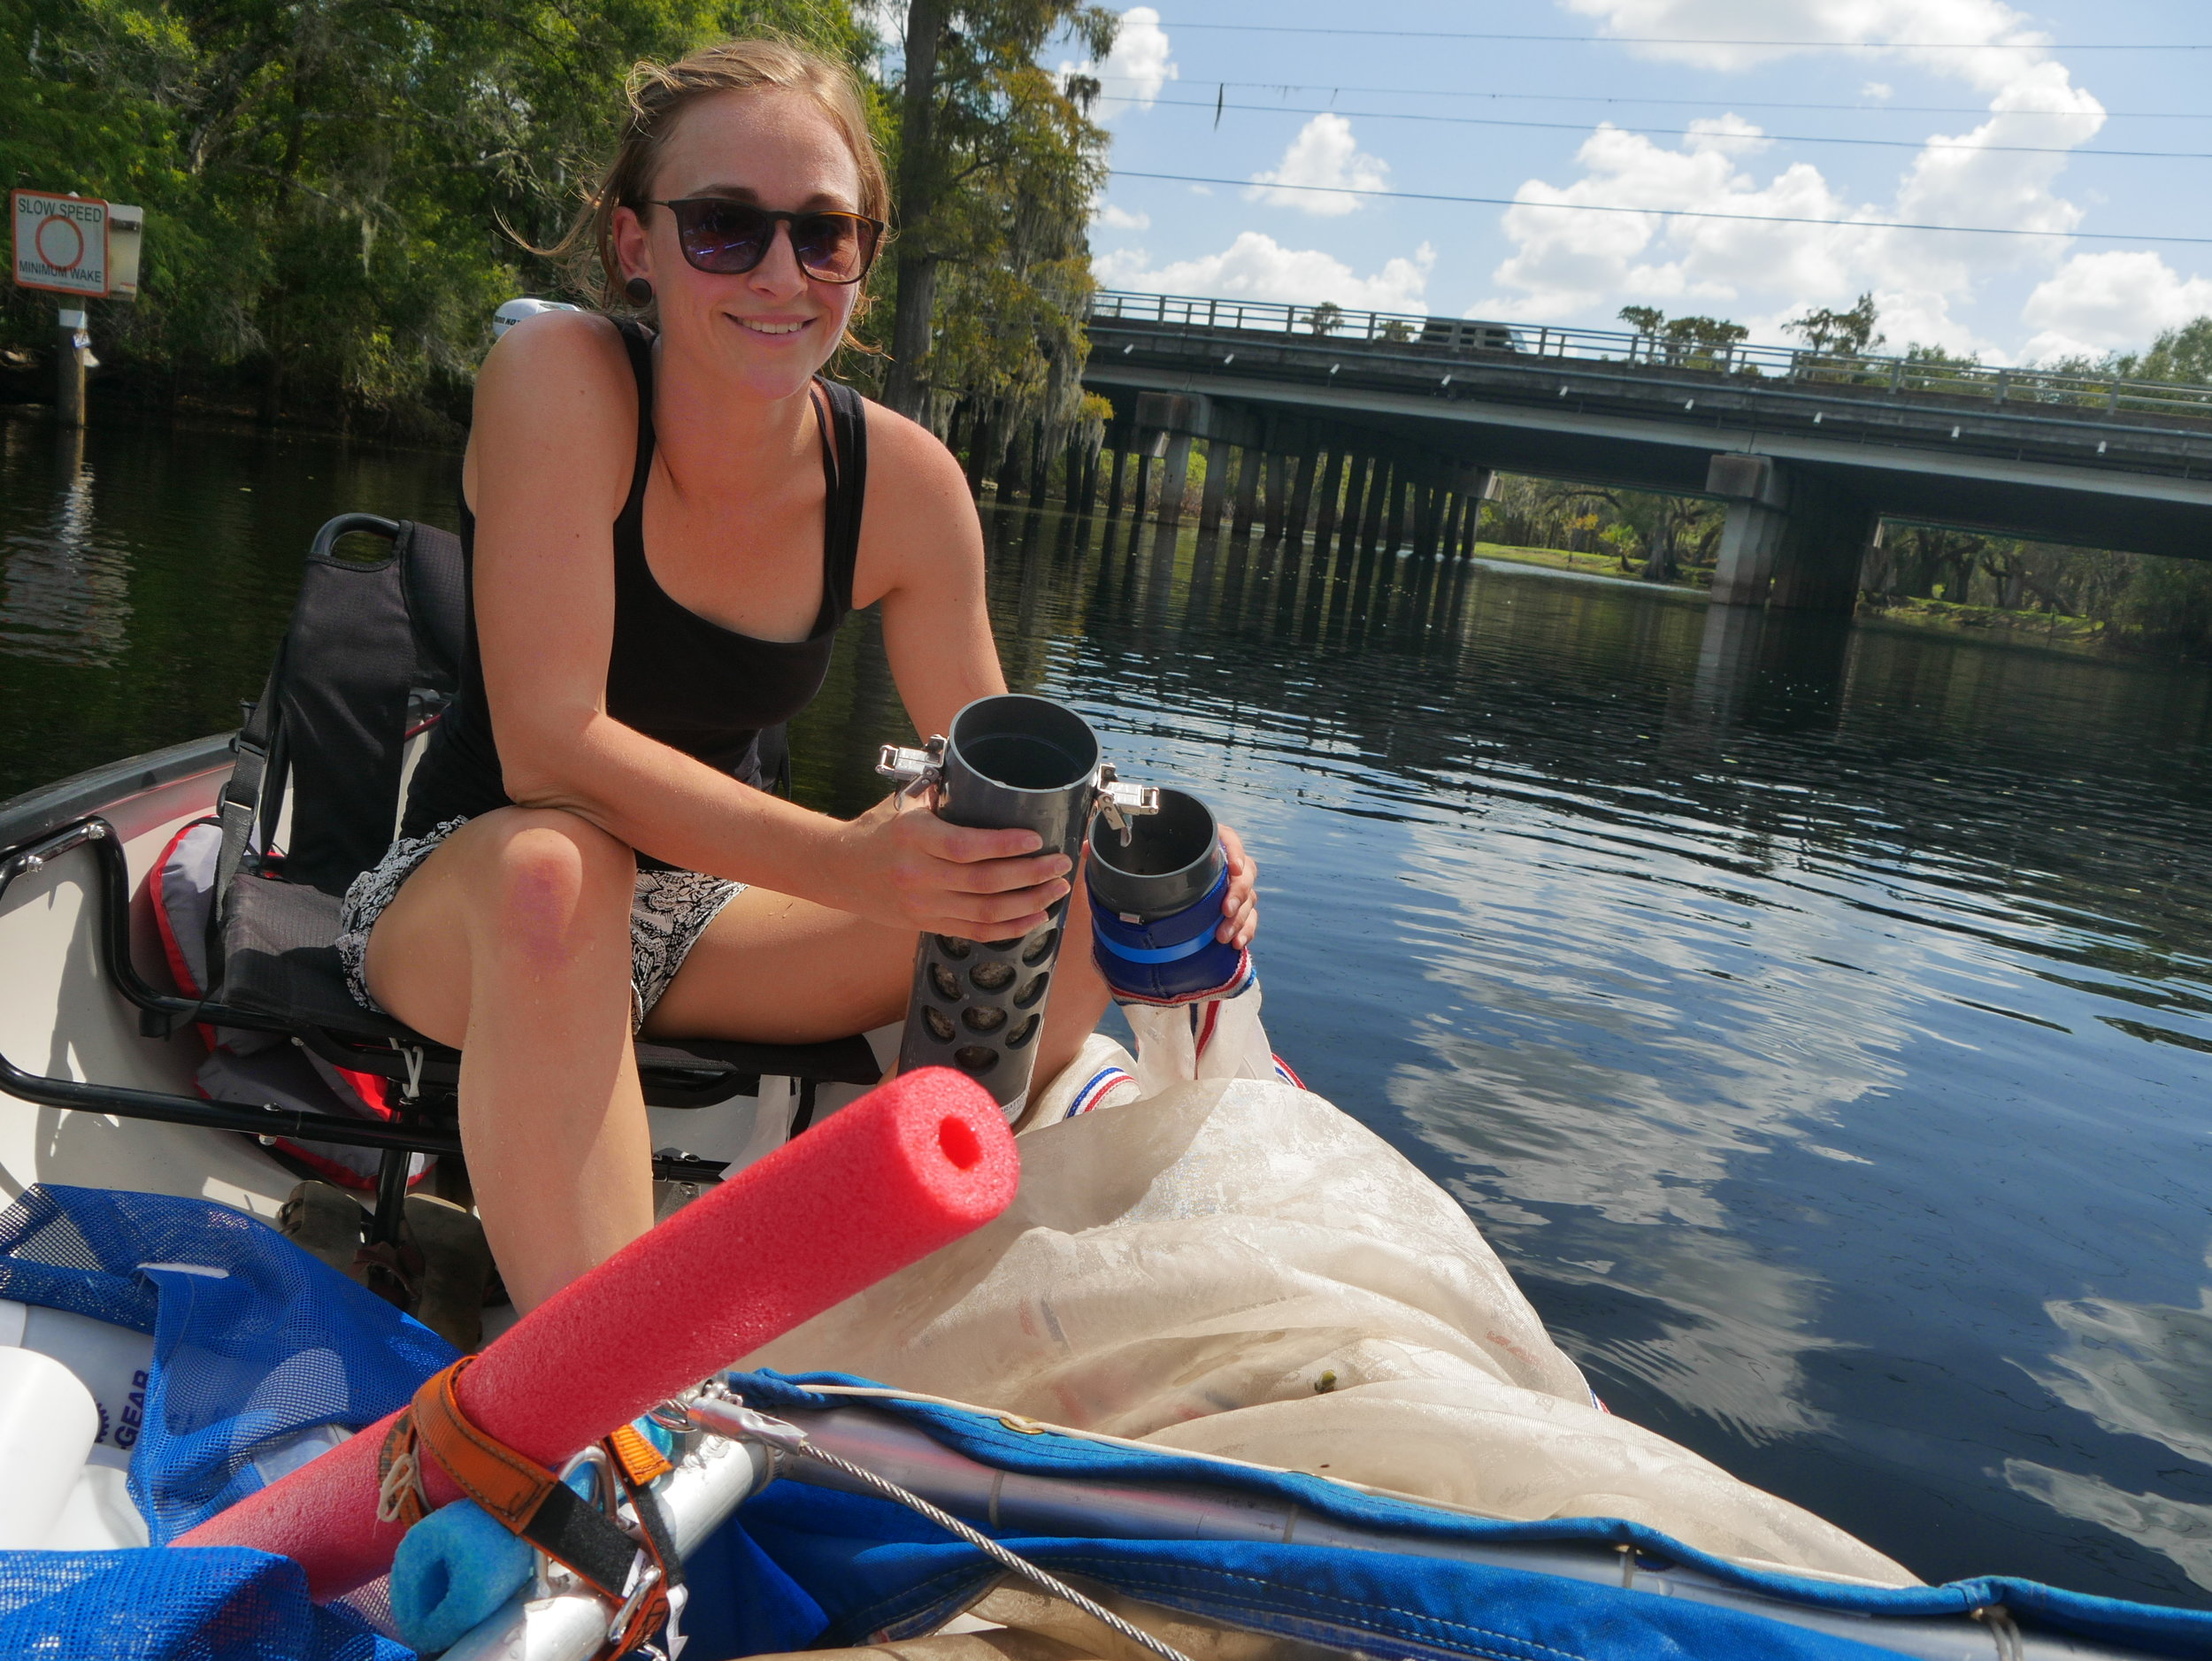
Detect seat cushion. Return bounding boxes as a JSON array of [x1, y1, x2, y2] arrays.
[[214, 873, 411, 1040]]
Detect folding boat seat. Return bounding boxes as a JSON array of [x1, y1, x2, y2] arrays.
[[191, 514, 879, 1241]]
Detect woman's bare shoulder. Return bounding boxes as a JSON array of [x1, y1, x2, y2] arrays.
[[481, 307, 635, 401], [855, 396, 973, 515], [848, 395, 983, 606], [469, 311, 636, 511]]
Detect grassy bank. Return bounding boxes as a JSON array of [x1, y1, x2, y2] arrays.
[[1471, 539, 2145, 660]]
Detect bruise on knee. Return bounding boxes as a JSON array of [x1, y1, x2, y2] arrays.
[[488, 823, 629, 974]]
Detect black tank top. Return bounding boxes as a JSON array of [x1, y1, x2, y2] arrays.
[[402, 318, 866, 857]]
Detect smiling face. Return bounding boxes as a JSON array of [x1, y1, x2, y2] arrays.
[[611, 87, 867, 402]]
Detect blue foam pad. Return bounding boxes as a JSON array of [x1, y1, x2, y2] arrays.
[[388, 1499, 533, 1656]]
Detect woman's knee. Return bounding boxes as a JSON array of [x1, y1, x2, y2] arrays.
[[470, 809, 634, 961]]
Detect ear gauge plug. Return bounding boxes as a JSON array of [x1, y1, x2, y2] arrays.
[[624, 275, 654, 306]]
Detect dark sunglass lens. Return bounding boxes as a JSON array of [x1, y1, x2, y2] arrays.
[[794, 214, 873, 281], [677, 202, 772, 273]]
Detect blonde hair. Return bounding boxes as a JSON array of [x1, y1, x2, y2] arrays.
[[554, 37, 891, 346]]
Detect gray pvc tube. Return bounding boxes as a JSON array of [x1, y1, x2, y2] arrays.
[[895, 695, 1102, 1116], [1086, 788, 1224, 920]]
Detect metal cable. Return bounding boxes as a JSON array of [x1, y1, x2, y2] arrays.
[[787, 1440, 1196, 1661]]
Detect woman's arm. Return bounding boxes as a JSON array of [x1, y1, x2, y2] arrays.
[[855, 406, 1005, 737], [856, 404, 1259, 949], [468, 315, 1067, 940]]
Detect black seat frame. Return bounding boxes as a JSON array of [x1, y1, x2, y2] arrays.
[[0, 515, 879, 1249]]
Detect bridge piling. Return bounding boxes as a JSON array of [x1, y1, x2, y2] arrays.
[[1708, 454, 1791, 606], [1232, 445, 1263, 539], [1198, 439, 1231, 538], [1287, 446, 1319, 548], [1315, 449, 1347, 544], [1361, 458, 1394, 561], [1154, 430, 1193, 540], [1105, 444, 1127, 519], [1338, 454, 1373, 573]]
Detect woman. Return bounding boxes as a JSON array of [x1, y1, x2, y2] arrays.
[[334, 38, 1259, 1315]]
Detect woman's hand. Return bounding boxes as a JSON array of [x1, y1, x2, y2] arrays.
[[1216, 822, 1260, 948], [831, 790, 1073, 941]]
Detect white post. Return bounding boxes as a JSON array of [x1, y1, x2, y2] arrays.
[[56, 307, 89, 427]]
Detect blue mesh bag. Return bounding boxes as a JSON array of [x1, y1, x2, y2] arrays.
[[0, 1547, 407, 1661], [0, 1184, 449, 1659]]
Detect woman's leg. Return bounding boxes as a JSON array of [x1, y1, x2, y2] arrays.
[[362, 807, 655, 1314], [643, 881, 1112, 1096]]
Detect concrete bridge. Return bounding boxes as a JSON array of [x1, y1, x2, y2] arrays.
[[1078, 290, 2212, 613]]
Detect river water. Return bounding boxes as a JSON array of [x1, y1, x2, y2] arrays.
[[8, 413, 2212, 1608]]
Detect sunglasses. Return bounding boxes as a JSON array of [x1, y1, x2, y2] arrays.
[[644, 199, 885, 285]]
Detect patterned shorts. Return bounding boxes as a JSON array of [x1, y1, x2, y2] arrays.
[[334, 817, 744, 1033]]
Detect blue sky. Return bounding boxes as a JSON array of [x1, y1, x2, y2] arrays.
[[1046, 0, 2212, 365]]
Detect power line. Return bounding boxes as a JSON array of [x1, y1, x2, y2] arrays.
[[1181, 81, 2212, 123], [1097, 94, 2202, 159], [1107, 169, 2212, 245], [1156, 21, 2211, 50]]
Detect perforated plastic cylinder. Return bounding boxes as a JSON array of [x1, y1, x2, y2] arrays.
[[895, 696, 1102, 1117]]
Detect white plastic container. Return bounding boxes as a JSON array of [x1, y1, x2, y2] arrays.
[[0, 1347, 102, 1548]]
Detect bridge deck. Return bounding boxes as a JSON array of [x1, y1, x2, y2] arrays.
[[1082, 293, 2212, 558]]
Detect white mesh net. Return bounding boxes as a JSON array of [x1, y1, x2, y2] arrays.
[[753, 988, 1913, 1586]]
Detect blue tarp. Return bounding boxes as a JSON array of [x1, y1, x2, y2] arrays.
[[2, 1183, 2209, 1660], [720, 1371, 2212, 1661]]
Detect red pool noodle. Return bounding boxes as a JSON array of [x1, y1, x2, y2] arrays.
[[177, 1066, 1017, 1598]]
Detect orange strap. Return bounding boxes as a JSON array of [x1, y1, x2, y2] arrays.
[[376, 1358, 679, 1657], [411, 1357, 562, 1531]]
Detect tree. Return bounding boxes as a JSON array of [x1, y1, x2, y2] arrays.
[[1615, 306, 1747, 368], [4, 0, 875, 430], [879, 0, 1116, 425], [1308, 300, 1344, 336], [1786, 293, 1885, 358], [2118, 318, 2212, 385]]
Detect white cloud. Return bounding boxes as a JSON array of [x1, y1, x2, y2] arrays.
[[1245, 114, 1390, 216], [1095, 233, 1436, 313], [1094, 204, 1150, 232], [1862, 81, 1893, 100], [1061, 6, 1176, 119], [1479, 0, 2106, 358], [2020, 252, 2212, 361], [1563, 0, 2055, 94]]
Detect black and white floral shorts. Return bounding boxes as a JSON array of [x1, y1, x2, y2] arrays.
[[334, 816, 744, 1032]]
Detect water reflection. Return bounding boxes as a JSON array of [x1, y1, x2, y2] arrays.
[[0, 427, 133, 665], [942, 503, 2212, 1606], [10, 432, 2212, 1611], [2009, 1250, 2212, 1590]]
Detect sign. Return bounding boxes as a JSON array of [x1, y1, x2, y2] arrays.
[[106, 204, 143, 300], [12, 191, 109, 297]]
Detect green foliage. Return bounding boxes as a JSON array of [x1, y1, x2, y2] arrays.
[[2116, 318, 2212, 386], [1613, 304, 1747, 369], [1306, 299, 1343, 336], [884, 0, 1113, 430], [1786, 292, 1884, 358], [4, 0, 877, 430]]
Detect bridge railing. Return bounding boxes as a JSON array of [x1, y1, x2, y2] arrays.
[[1086, 289, 2212, 424]]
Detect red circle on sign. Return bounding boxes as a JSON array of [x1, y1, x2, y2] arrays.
[[35, 216, 85, 273]]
